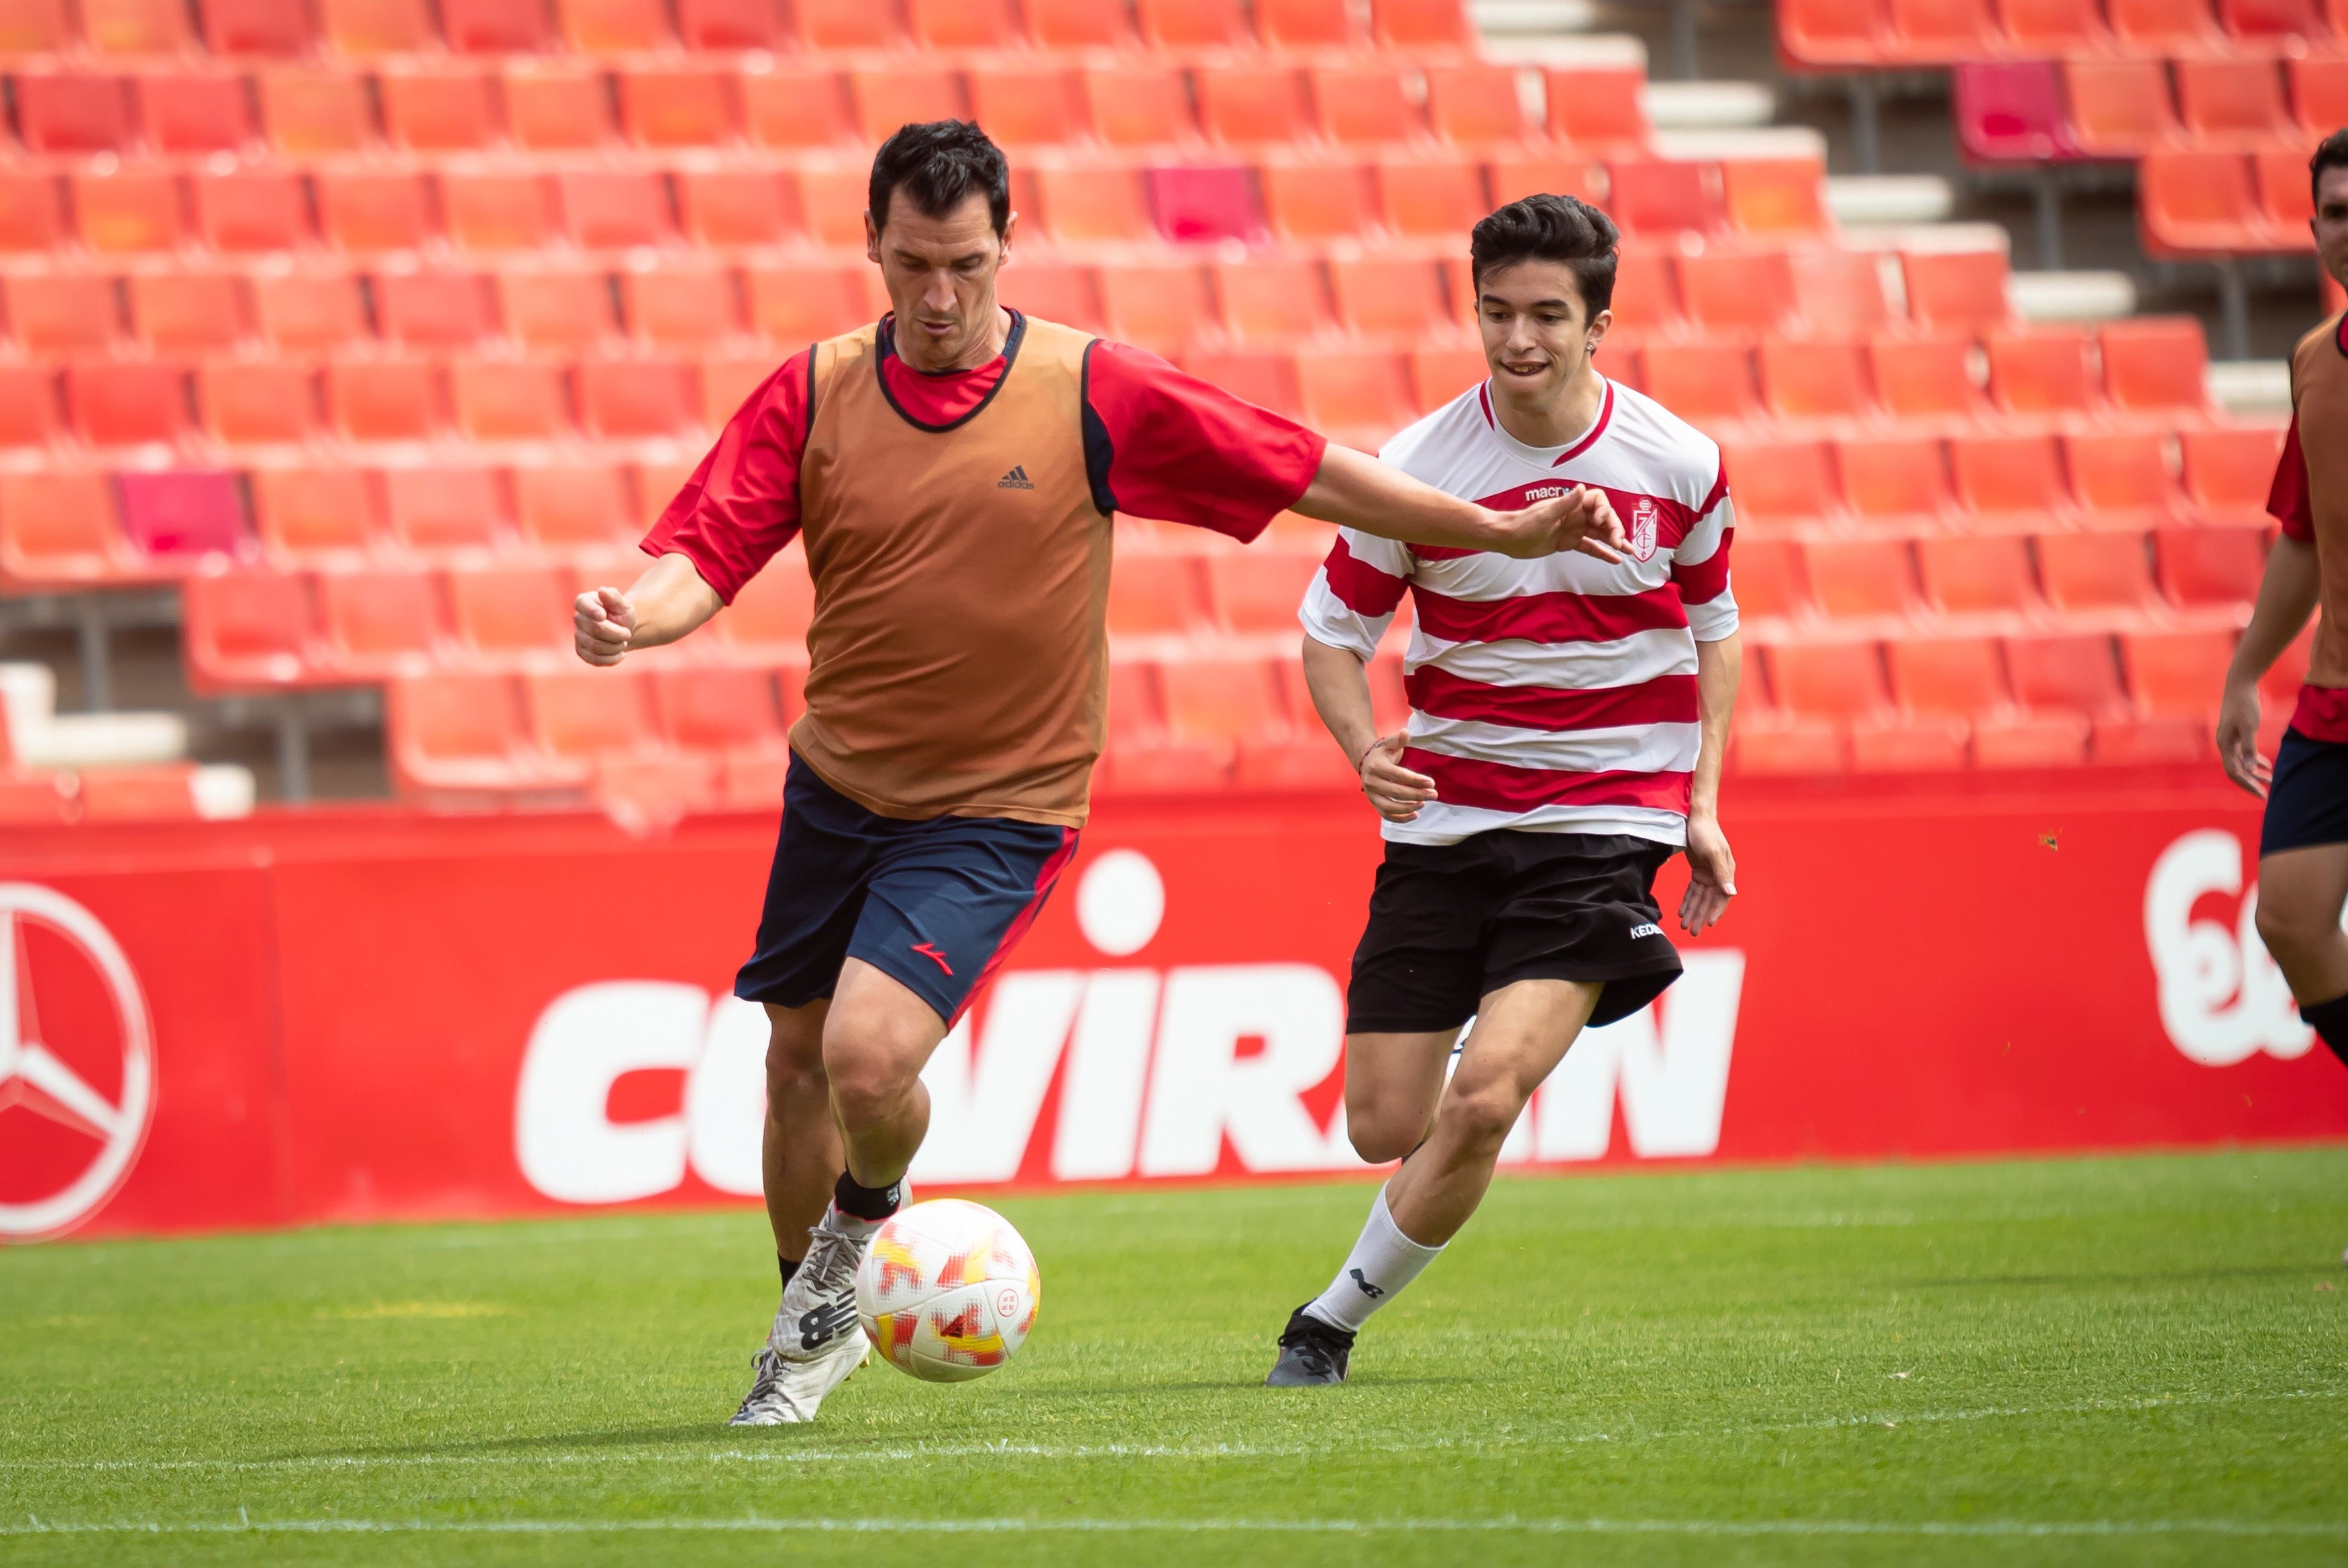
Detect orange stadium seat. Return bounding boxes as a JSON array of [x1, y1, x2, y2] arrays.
[[1330, 257, 1448, 338], [1108, 550, 1214, 639], [1083, 68, 1197, 148], [676, 169, 792, 249], [183, 570, 317, 690], [0, 0, 68, 50], [1764, 640, 1891, 721], [1678, 251, 1799, 336], [252, 465, 380, 565], [655, 666, 790, 808], [1731, 537, 1811, 620], [441, 0, 545, 50], [1184, 349, 1301, 422], [702, 354, 775, 428], [1869, 335, 1985, 423], [316, 169, 434, 254], [319, 565, 445, 677], [1779, 0, 1883, 65], [1314, 66, 1424, 146], [81, 0, 194, 53], [516, 464, 635, 552], [449, 359, 570, 442], [1261, 158, 1373, 241], [742, 67, 851, 150], [1410, 345, 1486, 411], [378, 63, 497, 152], [2000, 0, 2109, 52], [794, 0, 902, 48], [201, 360, 317, 445], [578, 357, 696, 439], [486, 264, 611, 352], [2121, 628, 2233, 734], [2155, 525, 2266, 608], [258, 69, 373, 154], [1377, 156, 1488, 239], [1916, 533, 2041, 616], [72, 168, 180, 254], [1000, 262, 1106, 333], [1722, 439, 1839, 530], [126, 270, 250, 351], [1605, 250, 1683, 339], [15, 73, 128, 154], [1373, 0, 1477, 48], [443, 172, 557, 254], [1426, 64, 1528, 145], [1138, 0, 1254, 48], [0, 471, 129, 585], [2139, 151, 2269, 254], [1159, 651, 1293, 763], [716, 554, 815, 661], [1034, 166, 1155, 244], [969, 68, 1079, 150], [1487, 152, 1605, 207], [1643, 343, 1762, 427], [1212, 257, 1334, 343], [203, 0, 311, 50], [0, 366, 58, 450], [560, 0, 672, 50], [1100, 660, 1230, 793], [2107, 0, 2225, 50], [852, 68, 967, 146], [1803, 538, 1923, 620], [66, 361, 186, 449], [504, 62, 613, 151], [376, 270, 496, 348], [559, 172, 673, 250], [2099, 318, 2209, 415], [1297, 347, 1416, 445], [389, 671, 583, 798], [1759, 339, 1874, 423], [6, 272, 119, 353], [1208, 549, 1326, 634], [620, 66, 738, 150], [1606, 160, 1716, 239], [138, 70, 256, 154], [1901, 251, 2010, 332], [2176, 60, 2295, 144], [319, 0, 436, 52], [907, 0, 1020, 48], [1720, 159, 1829, 237], [1985, 328, 2096, 416], [1100, 262, 1213, 354], [1547, 68, 1647, 151], [451, 562, 574, 665], [2039, 530, 2164, 614], [622, 262, 743, 347], [1261, 0, 1360, 48], [1839, 435, 1955, 526], [2069, 430, 2186, 520], [2180, 425, 2286, 524], [2255, 148, 2314, 235], [0, 176, 65, 255], [2291, 60, 2348, 137], [327, 358, 442, 443], [1199, 66, 1310, 147], [746, 262, 884, 342], [1950, 432, 2071, 526], [1884, 0, 2000, 60], [384, 465, 505, 553], [674, 0, 778, 46]]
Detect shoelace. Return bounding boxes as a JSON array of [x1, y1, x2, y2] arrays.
[[797, 1218, 864, 1300]]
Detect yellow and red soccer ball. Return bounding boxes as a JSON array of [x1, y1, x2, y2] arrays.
[[853, 1199, 1040, 1382]]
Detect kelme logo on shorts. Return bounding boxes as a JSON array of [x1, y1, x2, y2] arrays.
[[1628, 923, 1662, 939]]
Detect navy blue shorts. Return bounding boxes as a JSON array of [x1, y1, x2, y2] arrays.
[[2260, 726, 2348, 857], [735, 754, 1079, 1025]]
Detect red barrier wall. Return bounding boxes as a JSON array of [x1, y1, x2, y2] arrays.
[[3, 773, 2344, 1241]]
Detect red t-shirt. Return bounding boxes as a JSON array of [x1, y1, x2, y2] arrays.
[[644, 313, 1328, 602]]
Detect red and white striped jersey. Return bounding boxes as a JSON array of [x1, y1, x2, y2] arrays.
[[1299, 377, 1738, 847]]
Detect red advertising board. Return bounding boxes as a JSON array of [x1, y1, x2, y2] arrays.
[[2, 772, 2345, 1241]]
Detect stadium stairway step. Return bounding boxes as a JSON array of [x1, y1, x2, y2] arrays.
[[1827, 175, 1959, 228], [1476, 29, 1643, 66], [2208, 359, 2294, 417], [2010, 270, 2141, 323], [1644, 81, 1778, 130]]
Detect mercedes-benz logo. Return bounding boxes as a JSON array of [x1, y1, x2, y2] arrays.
[[0, 883, 153, 1241]]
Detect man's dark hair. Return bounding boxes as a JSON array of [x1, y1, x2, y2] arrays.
[[2314, 128, 2348, 207], [869, 120, 1010, 236], [1469, 193, 1619, 318]]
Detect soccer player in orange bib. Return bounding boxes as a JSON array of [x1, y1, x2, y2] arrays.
[[2218, 130, 2348, 1069], [572, 122, 1626, 1424]]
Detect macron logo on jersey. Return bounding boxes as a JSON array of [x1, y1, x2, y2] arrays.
[[997, 465, 1034, 490]]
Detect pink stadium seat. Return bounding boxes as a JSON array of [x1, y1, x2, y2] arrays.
[[0, 471, 129, 584], [316, 170, 434, 254], [200, 361, 317, 445], [252, 465, 380, 565], [2039, 529, 2163, 614], [138, 70, 256, 154], [1954, 61, 2082, 164], [183, 570, 317, 690], [1315, 66, 1423, 146], [115, 470, 244, 563], [385, 465, 505, 554], [1916, 533, 2041, 616], [72, 168, 181, 254], [327, 358, 443, 443], [1901, 251, 2010, 332], [319, 566, 445, 678], [620, 66, 738, 150], [1547, 68, 1648, 151], [1212, 257, 1334, 344], [258, 69, 372, 154]]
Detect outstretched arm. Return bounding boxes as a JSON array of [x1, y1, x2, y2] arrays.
[[1293, 443, 1626, 563], [2218, 533, 2321, 797], [573, 551, 725, 667], [1680, 631, 1742, 936]]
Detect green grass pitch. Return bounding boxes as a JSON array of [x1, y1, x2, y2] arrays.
[[2, 1148, 2344, 1567]]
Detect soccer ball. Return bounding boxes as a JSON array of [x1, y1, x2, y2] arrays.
[[854, 1199, 1040, 1383]]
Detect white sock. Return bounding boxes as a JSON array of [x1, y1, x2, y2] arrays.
[[1301, 1184, 1444, 1334]]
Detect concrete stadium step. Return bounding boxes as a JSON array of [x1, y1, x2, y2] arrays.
[[2009, 271, 2141, 324], [1473, 0, 1608, 40], [2208, 359, 2293, 416], [1478, 30, 1645, 66], [1827, 175, 1958, 228], [0, 661, 188, 769], [1644, 80, 1776, 130]]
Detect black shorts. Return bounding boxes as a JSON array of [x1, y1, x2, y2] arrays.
[[1346, 830, 1683, 1034], [734, 753, 1079, 1026], [2261, 726, 2348, 856]]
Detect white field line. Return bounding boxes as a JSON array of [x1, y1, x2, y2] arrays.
[[2, 1387, 2337, 1479], [2, 1516, 2345, 1539]]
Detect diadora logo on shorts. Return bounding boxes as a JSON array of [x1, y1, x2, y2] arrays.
[[0, 884, 156, 1241], [912, 942, 954, 976], [798, 1299, 857, 1351], [1627, 497, 1660, 562], [997, 465, 1034, 490], [1628, 922, 1662, 940]]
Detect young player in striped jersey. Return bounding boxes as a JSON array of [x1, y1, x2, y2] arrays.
[[1263, 194, 1744, 1386]]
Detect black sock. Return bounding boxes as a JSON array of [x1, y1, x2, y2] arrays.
[[832, 1170, 904, 1222], [778, 1254, 800, 1290], [2300, 991, 2348, 1069]]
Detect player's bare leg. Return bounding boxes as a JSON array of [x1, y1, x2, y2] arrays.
[[731, 964, 949, 1426], [1268, 978, 1601, 1386], [2255, 843, 2348, 1067]]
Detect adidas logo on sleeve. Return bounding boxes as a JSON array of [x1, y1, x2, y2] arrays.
[[996, 465, 1034, 490]]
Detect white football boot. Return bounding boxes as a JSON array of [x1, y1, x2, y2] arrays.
[[727, 1204, 886, 1426]]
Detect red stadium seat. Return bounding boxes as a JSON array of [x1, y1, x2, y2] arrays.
[[442, 0, 545, 50], [676, 169, 791, 249], [1186, 348, 1305, 418], [72, 168, 180, 254], [1212, 258, 1333, 344], [1950, 433, 2071, 526], [1884, 0, 2000, 57], [969, 68, 1079, 150], [851, 68, 965, 148], [0, 471, 129, 585], [654, 666, 790, 807], [505, 62, 613, 150], [488, 264, 613, 353], [907, 0, 1018, 48], [1199, 66, 1310, 147], [1261, 158, 1373, 241], [319, 0, 436, 52], [2121, 628, 2235, 724], [999, 262, 1105, 334], [2039, 529, 2162, 614], [1410, 345, 1487, 412], [578, 356, 696, 439], [126, 271, 249, 352], [319, 565, 445, 677], [449, 359, 571, 442], [1605, 160, 1715, 238], [1315, 66, 1422, 146], [199, 0, 307, 50], [1426, 64, 1527, 145], [252, 465, 380, 565], [258, 69, 372, 154], [1487, 152, 1605, 207], [1297, 348, 1415, 446], [1035, 166, 1155, 244], [378, 62, 497, 151], [316, 170, 433, 254], [1373, 0, 1476, 48], [2176, 60, 2294, 144], [1901, 251, 2011, 332], [1377, 156, 1488, 239], [384, 465, 506, 554], [2255, 148, 2314, 234], [2068, 430, 2185, 520], [516, 464, 635, 552], [1100, 660, 1230, 793], [621, 262, 743, 348], [2290, 59, 2348, 137], [1759, 339, 1874, 423], [1870, 335, 1986, 423], [376, 270, 496, 348], [388, 671, 588, 799], [1261, 0, 1359, 47], [1804, 539, 1924, 620], [327, 358, 443, 443], [1998, 0, 2108, 52], [451, 562, 574, 665], [1719, 159, 1829, 237], [66, 361, 186, 449], [2107, 0, 2225, 50], [1207, 549, 1326, 634], [200, 361, 317, 446], [1604, 249, 1683, 340], [2219, 0, 2327, 41], [1081, 67, 1196, 148], [195, 169, 307, 252], [746, 262, 885, 342], [1722, 440, 1839, 530], [439, 171, 554, 253], [1985, 328, 2096, 416], [619, 66, 737, 149], [794, 0, 902, 48], [183, 570, 316, 690], [15, 72, 127, 154], [1138, 0, 1252, 48], [138, 70, 256, 154], [1730, 538, 1811, 621], [0, 366, 57, 451], [1329, 257, 1448, 339], [2139, 151, 2269, 255], [1100, 263, 1214, 355], [1677, 251, 1799, 337], [2155, 526, 2266, 606], [1642, 343, 1762, 427], [1109, 549, 1214, 640], [0, 175, 64, 255], [1765, 641, 1892, 719], [2181, 425, 2286, 522], [1778, 0, 1884, 64], [6, 272, 119, 353], [1546, 67, 1647, 150], [1917, 533, 2041, 616], [1838, 436, 1953, 524], [558, 172, 672, 251], [2099, 317, 2209, 415], [742, 66, 851, 150], [559, 0, 672, 50], [716, 552, 816, 659], [1158, 652, 1294, 766]]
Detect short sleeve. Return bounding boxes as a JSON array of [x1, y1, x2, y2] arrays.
[[2270, 414, 2313, 543], [1082, 339, 1328, 541], [1299, 526, 1413, 661], [1671, 462, 1739, 642], [639, 349, 812, 604]]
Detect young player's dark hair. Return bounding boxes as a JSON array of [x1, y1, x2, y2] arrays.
[[1469, 194, 1619, 319], [868, 120, 1011, 236], [2313, 128, 2348, 207]]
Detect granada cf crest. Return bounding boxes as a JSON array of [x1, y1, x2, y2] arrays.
[[1628, 496, 1660, 562]]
